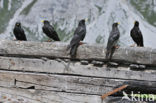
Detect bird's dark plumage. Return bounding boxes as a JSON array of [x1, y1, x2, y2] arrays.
[[67, 19, 86, 57], [130, 21, 144, 47], [106, 23, 120, 61], [13, 22, 27, 41], [42, 20, 60, 41]]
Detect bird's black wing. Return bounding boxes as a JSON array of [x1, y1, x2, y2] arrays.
[[107, 31, 120, 49], [42, 25, 60, 41], [42, 26, 49, 35], [13, 27, 18, 39], [73, 26, 81, 35], [20, 28, 27, 41], [138, 30, 144, 46], [74, 26, 86, 41], [48, 25, 60, 41], [70, 34, 81, 48], [130, 29, 137, 44]]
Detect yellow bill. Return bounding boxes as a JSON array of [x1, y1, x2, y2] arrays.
[[85, 18, 88, 22]]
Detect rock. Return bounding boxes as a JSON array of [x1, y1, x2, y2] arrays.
[[91, 60, 103, 66], [81, 60, 89, 65], [139, 65, 146, 69], [130, 64, 139, 69], [18, 98, 24, 101], [40, 57, 49, 61], [108, 62, 119, 67], [130, 64, 146, 70], [64, 59, 70, 62], [55, 58, 62, 62]]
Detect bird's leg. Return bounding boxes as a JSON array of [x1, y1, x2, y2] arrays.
[[79, 41, 87, 45], [79, 41, 83, 45], [130, 44, 136, 47], [18, 40, 21, 43], [47, 39, 52, 42], [114, 45, 119, 49], [13, 38, 17, 41]]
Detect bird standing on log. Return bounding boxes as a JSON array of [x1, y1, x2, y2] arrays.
[[42, 20, 60, 41], [106, 22, 120, 61], [130, 21, 144, 47], [67, 19, 87, 58], [13, 22, 27, 41]]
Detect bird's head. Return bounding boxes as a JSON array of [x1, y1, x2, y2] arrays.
[[15, 22, 21, 27], [134, 21, 139, 27], [112, 22, 119, 27], [78, 18, 88, 26], [41, 20, 50, 24]]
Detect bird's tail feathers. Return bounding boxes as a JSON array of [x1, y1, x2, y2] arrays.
[[105, 50, 111, 61], [140, 43, 144, 47], [138, 42, 144, 47], [56, 39, 60, 41], [70, 45, 78, 58], [66, 45, 71, 51], [57, 37, 61, 41]]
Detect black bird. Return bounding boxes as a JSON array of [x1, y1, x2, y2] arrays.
[[13, 22, 27, 41], [106, 22, 120, 61], [67, 19, 87, 58], [42, 20, 60, 41], [130, 21, 144, 47]]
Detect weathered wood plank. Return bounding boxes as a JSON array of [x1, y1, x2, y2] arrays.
[[0, 89, 41, 103], [0, 56, 156, 81], [0, 87, 150, 103], [0, 71, 116, 95], [0, 40, 155, 65], [0, 87, 103, 103], [0, 70, 156, 96]]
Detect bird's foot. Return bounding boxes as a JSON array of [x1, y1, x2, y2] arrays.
[[47, 39, 52, 42], [13, 38, 17, 41], [18, 40, 21, 43], [130, 44, 136, 47], [114, 45, 119, 49], [79, 41, 87, 45]]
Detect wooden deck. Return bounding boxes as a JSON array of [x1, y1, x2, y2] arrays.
[[0, 40, 155, 103]]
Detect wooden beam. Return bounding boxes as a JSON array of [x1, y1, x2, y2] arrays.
[[0, 56, 155, 81], [0, 71, 119, 95], [0, 78, 152, 103], [0, 87, 103, 103], [0, 40, 155, 65], [0, 87, 149, 103], [0, 70, 156, 96]]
